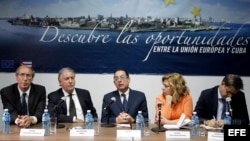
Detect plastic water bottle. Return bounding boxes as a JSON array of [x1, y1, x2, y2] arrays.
[[2, 109, 11, 134], [224, 112, 232, 125], [42, 108, 50, 135], [190, 111, 199, 136], [135, 111, 144, 135], [85, 110, 94, 129]]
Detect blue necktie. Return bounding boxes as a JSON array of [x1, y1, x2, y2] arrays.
[[121, 94, 128, 112], [21, 93, 27, 115], [221, 99, 226, 119]]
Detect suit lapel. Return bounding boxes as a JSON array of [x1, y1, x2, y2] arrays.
[[75, 89, 86, 115], [12, 85, 22, 113], [212, 87, 219, 117], [127, 89, 134, 112], [114, 91, 123, 111], [58, 89, 67, 113], [28, 85, 35, 114]]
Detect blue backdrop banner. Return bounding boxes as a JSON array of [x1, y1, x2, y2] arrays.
[[0, 0, 249, 75]]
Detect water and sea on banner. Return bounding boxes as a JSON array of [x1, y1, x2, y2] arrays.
[[0, 20, 249, 75]]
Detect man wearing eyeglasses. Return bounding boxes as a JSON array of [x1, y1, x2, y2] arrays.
[[0, 65, 46, 128], [101, 68, 149, 124], [194, 74, 249, 125]]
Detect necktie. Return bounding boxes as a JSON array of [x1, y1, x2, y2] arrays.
[[121, 94, 128, 112], [221, 99, 226, 119], [21, 93, 27, 115], [69, 94, 77, 117]]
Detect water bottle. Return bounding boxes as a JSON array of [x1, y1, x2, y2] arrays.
[[2, 109, 11, 134], [190, 111, 199, 136], [42, 108, 50, 135], [135, 111, 144, 135], [85, 110, 94, 129], [224, 112, 232, 125]]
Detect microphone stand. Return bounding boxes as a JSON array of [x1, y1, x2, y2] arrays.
[[55, 106, 65, 128], [101, 105, 116, 127], [151, 110, 166, 132], [226, 97, 233, 118], [51, 99, 65, 129], [227, 103, 233, 117]]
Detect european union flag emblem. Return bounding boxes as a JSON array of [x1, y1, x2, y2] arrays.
[[1, 60, 14, 69]]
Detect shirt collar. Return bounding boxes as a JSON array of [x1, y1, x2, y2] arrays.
[[217, 87, 223, 99], [62, 88, 77, 96], [119, 88, 130, 96], [18, 85, 31, 97]]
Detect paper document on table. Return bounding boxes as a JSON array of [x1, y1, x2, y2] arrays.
[[163, 113, 191, 129]]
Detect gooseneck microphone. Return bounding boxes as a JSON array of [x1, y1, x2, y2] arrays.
[[101, 97, 116, 127], [52, 96, 66, 128], [151, 102, 167, 132], [158, 102, 162, 110], [104, 97, 116, 110], [52, 96, 66, 112], [226, 97, 233, 117]]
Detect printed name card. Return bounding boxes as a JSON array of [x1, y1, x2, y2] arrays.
[[20, 129, 45, 136], [70, 129, 94, 136], [165, 131, 190, 139], [207, 131, 224, 141], [117, 130, 141, 138], [116, 124, 131, 128]]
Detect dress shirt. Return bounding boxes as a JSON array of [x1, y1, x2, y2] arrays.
[[16, 87, 37, 124], [119, 89, 130, 103], [216, 90, 224, 120], [62, 89, 84, 121]]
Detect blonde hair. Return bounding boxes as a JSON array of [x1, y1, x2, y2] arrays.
[[162, 73, 189, 104]]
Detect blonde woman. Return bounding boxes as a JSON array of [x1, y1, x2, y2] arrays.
[[155, 73, 193, 125]]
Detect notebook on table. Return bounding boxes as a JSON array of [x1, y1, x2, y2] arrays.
[[163, 113, 191, 129]]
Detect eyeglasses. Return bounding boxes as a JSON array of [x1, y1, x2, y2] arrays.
[[114, 75, 128, 81], [17, 73, 33, 79]]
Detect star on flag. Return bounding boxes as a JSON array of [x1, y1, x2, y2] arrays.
[[165, 0, 175, 6], [191, 7, 201, 17]]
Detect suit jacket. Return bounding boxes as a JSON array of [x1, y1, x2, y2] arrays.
[[47, 88, 98, 123], [194, 86, 249, 125], [0, 83, 46, 124], [101, 88, 148, 123]]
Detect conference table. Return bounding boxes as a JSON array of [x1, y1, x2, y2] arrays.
[[0, 122, 217, 141]]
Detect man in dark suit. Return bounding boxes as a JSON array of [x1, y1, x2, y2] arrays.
[[0, 65, 46, 128], [194, 74, 249, 125], [101, 68, 148, 124], [47, 67, 97, 123]]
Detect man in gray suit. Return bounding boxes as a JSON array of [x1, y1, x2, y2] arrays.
[[101, 68, 148, 124], [0, 65, 46, 128], [47, 67, 97, 123]]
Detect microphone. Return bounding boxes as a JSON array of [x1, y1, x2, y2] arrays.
[[59, 96, 66, 104], [52, 96, 66, 129], [157, 102, 162, 111], [101, 97, 116, 127], [226, 97, 233, 117], [151, 102, 166, 132], [104, 97, 116, 110], [52, 96, 66, 112]]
